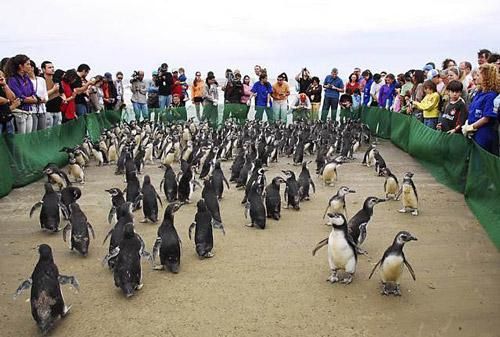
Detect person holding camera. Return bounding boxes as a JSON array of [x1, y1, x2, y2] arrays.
[[321, 68, 344, 121], [271, 74, 290, 123], [114, 71, 125, 110], [74, 64, 93, 116], [202, 74, 219, 127], [156, 63, 173, 111], [295, 67, 312, 94], [0, 70, 20, 135], [130, 70, 149, 121], [290, 93, 311, 122]]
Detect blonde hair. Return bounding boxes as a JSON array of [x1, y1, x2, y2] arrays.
[[478, 63, 500, 92]]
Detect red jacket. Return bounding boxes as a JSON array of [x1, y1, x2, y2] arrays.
[[60, 80, 76, 120], [172, 74, 183, 97]]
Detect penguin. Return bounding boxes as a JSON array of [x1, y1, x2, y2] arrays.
[[245, 181, 266, 229], [242, 163, 265, 204], [159, 164, 178, 202], [229, 151, 245, 182], [140, 175, 163, 223], [236, 154, 253, 188], [282, 170, 300, 210], [210, 161, 230, 200], [312, 213, 357, 284], [396, 172, 419, 216], [265, 177, 286, 220], [382, 168, 400, 200], [102, 202, 134, 269], [202, 179, 226, 234], [103, 223, 151, 297], [298, 161, 316, 201], [91, 143, 107, 166], [188, 199, 215, 257], [144, 143, 154, 164], [152, 202, 183, 272], [67, 156, 85, 184], [105, 188, 126, 224], [293, 136, 305, 165], [321, 157, 342, 186], [62, 203, 95, 256], [107, 139, 118, 164], [74, 148, 89, 167], [59, 186, 82, 220], [199, 146, 217, 179], [44, 164, 71, 190], [30, 183, 65, 232], [369, 231, 417, 296], [373, 149, 387, 176], [125, 172, 142, 211], [178, 164, 195, 203], [363, 144, 376, 167], [134, 145, 145, 174], [322, 186, 356, 220], [348, 197, 386, 252], [14, 244, 79, 335]]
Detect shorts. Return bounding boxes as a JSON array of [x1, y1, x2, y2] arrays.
[[193, 97, 203, 103]]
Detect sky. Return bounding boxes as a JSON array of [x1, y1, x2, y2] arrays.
[[2, 0, 499, 81]]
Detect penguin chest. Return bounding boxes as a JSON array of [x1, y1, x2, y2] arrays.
[[367, 151, 375, 166], [385, 178, 399, 195], [323, 165, 337, 182], [380, 255, 404, 283], [329, 199, 344, 213], [108, 146, 118, 161], [34, 290, 57, 322], [329, 231, 355, 269], [402, 185, 417, 208]]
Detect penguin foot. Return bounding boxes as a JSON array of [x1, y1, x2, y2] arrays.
[[62, 305, 72, 317], [398, 208, 407, 213], [327, 272, 339, 283], [153, 265, 164, 270], [140, 218, 149, 223], [136, 283, 144, 290], [393, 285, 402, 296], [204, 252, 214, 258], [356, 247, 368, 255], [411, 209, 418, 216], [304, 196, 310, 201], [381, 286, 390, 296], [341, 274, 353, 284]]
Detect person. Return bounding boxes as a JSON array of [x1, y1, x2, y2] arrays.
[[290, 93, 311, 121], [28, 60, 48, 130], [157, 63, 173, 111], [222, 69, 234, 103], [345, 73, 360, 95], [306, 76, 322, 120], [295, 68, 312, 94], [0, 70, 20, 135], [462, 63, 499, 155], [409, 80, 440, 129], [226, 72, 243, 104], [42, 62, 63, 127], [488, 53, 500, 71], [202, 74, 219, 126], [130, 70, 148, 121], [477, 49, 491, 66], [147, 71, 159, 110], [352, 88, 362, 118], [114, 71, 125, 110], [5, 54, 37, 134], [378, 73, 396, 109], [191, 71, 204, 121], [240, 75, 252, 121], [400, 71, 414, 97], [89, 75, 104, 112], [442, 58, 457, 70], [74, 64, 93, 116], [369, 73, 382, 107], [338, 93, 353, 123], [178, 67, 189, 102], [249, 73, 273, 122], [437, 80, 467, 134], [422, 63, 434, 78], [102, 72, 117, 111], [321, 68, 344, 121], [60, 69, 78, 122], [427, 69, 445, 94], [271, 74, 290, 123], [253, 65, 262, 84], [361, 70, 373, 106], [459, 61, 473, 90], [171, 70, 184, 105]]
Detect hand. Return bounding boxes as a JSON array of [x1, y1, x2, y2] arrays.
[[461, 123, 475, 135], [436, 123, 442, 130], [11, 98, 21, 109], [246, 100, 251, 107], [54, 83, 60, 90], [446, 129, 456, 134]]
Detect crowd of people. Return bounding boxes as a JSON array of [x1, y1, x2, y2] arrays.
[[0, 49, 499, 154]]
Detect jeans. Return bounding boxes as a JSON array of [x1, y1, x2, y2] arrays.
[[0, 120, 15, 135], [13, 113, 33, 134], [132, 102, 149, 121], [272, 100, 288, 123], [321, 97, 339, 121], [76, 103, 89, 117], [311, 102, 320, 120], [36, 113, 46, 130], [255, 106, 274, 122], [46, 112, 62, 128], [159, 95, 172, 110], [424, 118, 438, 129]]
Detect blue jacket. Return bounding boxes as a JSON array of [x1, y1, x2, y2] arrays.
[[323, 75, 344, 99], [363, 79, 373, 106]]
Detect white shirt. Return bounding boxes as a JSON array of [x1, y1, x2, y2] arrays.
[[31, 76, 48, 113], [370, 81, 382, 105]]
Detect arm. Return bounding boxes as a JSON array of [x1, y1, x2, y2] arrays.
[[47, 84, 59, 96], [414, 94, 439, 111]]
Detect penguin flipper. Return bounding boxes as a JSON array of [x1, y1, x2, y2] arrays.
[[312, 237, 329, 256], [152, 237, 162, 263], [133, 194, 143, 210], [102, 228, 114, 245], [29, 201, 43, 218], [159, 179, 164, 191], [58, 275, 80, 291], [62, 224, 71, 242], [395, 187, 403, 201], [156, 193, 163, 207], [87, 222, 96, 239], [404, 259, 417, 281], [310, 179, 316, 193], [107, 207, 116, 225], [59, 202, 70, 220], [188, 223, 196, 240], [102, 247, 120, 266], [244, 202, 250, 219], [137, 234, 153, 264], [368, 259, 382, 279], [223, 176, 230, 189], [13, 278, 32, 299], [322, 204, 330, 219]]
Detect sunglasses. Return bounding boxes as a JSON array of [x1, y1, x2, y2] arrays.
[[196, 74, 201, 76]]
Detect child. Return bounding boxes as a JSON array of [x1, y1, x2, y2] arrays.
[[437, 80, 467, 133], [391, 88, 402, 112], [339, 93, 353, 123], [409, 80, 440, 129], [351, 88, 361, 119], [178, 67, 189, 102]]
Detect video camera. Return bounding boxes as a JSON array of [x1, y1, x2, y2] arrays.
[[130, 71, 140, 83]]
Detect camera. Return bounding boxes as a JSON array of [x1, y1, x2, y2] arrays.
[[130, 71, 140, 83]]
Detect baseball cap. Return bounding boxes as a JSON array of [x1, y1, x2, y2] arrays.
[[427, 69, 439, 80], [423, 64, 434, 72], [104, 72, 112, 80], [152, 70, 158, 76]]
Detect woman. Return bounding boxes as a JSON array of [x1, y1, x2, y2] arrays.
[[240, 75, 252, 121], [28, 60, 48, 130], [5, 54, 38, 134], [295, 68, 312, 94], [249, 73, 273, 122], [442, 58, 457, 70], [191, 71, 204, 121], [202, 74, 219, 127], [463, 63, 499, 155], [306, 76, 322, 120], [89, 75, 104, 112], [361, 70, 373, 106], [0, 70, 20, 135], [409, 70, 426, 120], [345, 73, 360, 95], [60, 70, 78, 122]]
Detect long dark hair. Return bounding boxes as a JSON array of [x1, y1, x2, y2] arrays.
[[5, 54, 30, 78], [53, 69, 65, 83]]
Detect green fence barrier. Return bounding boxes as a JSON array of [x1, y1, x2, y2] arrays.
[[0, 137, 14, 198], [390, 112, 412, 152], [362, 107, 391, 139]]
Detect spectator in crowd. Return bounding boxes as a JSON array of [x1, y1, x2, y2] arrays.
[[75, 64, 92, 116], [459, 61, 474, 90], [253, 65, 262, 83], [250, 73, 273, 122], [157, 63, 173, 111], [477, 49, 491, 66], [279, 72, 288, 83], [114, 71, 124, 110], [240, 75, 252, 119], [339, 93, 353, 123], [345, 73, 360, 95], [203, 74, 219, 126], [130, 70, 148, 121], [352, 88, 362, 118], [306, 76, 322, 120], [191, 71, 204, 121], [295, 68, 312, 94], [102, 72, 117, 111], [223, 69, 235, 103], [378, 73, 396, 108], [171, 94, 182, 108], [369, 73, 382, 107], [321, 68, 344, 121], [0, 70, 20, 135], [89, 75, 104, 112], [437, 80, 468, 134], [290, 93, 311, 121], [60, 69, 79, 122], [361, 70, 373, 106], [463, 63, 499, 155], [147, 71, 159, 110], [401, 71, 414, 97], [178, 67, 189, 102], [422, 63, 434, 78], [5, 54, 37, 134], [442, 58, 457, 70], [445, 67, 467, 101], [427, 69, 445, 94], [271, 74, 290, 123], [171, 70, 184, 104], [42, 61, 63, 127], [226, 72, 243, 104], [353, 67, 362, 84], [409, 80, 440, 129], [28, 60, 47, 130], [488, 53, 500, 71]]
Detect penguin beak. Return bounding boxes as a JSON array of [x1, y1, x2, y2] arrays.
[[409, 235, 418, 241], [348, 189, 356, 193], [376, 198, 386, 203]]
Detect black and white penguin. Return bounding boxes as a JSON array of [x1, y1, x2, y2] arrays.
[[105, 188, 125, 224], [245, 181, 266, 229], [14, 244, 79, 335], [44, 164, 71, 190], [265, 176, 286, 220], [382, 168, 400, 200], [242, 162, 265, 204], [230, 150, 245, 182], [323, 186, 356, 220], [210, 161, 230, 200], [373, 149, 387, 176], [188, 199, 215, 258], [298, 161, 316, 201], [348, 196, 386, 251], [177, 164, 199, 203], [152, 202, 183, 272], [282, 170, 300, 210], [363, 144, 376, 167], [369, 231, 417, 296], [321, 157, 342, 186], [202, 179, 226, 234], [159, 164, 178, 202], [199, 145, 218, 179], [312, 213, 357, 284], [30, 183, 64, 232], [125, 171, 142, 211], [62, 203, 95, 256], [397, 172, 419, 216], [67, 156, 85, 184], [292, 135, 305, 165], [102, 202, 134, 269], [236, 154, 254, 188], [140, 175, 163, 223], [60, 186, 82, 220], [91, 143, 108, 166]]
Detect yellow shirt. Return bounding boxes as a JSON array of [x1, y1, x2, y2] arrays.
[[414, 92, 440, 118], [271, 82, 290, 101], [191, 81, 204, 98]]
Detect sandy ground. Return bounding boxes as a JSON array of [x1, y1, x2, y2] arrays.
[[0, 140, 499, 337]]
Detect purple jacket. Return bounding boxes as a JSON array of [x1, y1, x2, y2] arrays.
[[8, 74, 35, 111], [378, 83, 395, 108]]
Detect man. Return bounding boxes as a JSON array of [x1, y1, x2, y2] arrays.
[[295, 68, 312, 94], [459, 61, 473, 90], [271, 74, 290, 123], [74, 64, 93, 116], [321, 68, 344, 121], [147, 71, 160, 109], [41, 61, 62, 127], [156, 63, 173, 111], [130, 70, 148, 121], [369, 73, 382, 107], [249, 73, 273, 122], [114, 71, 124, 110], [488, 53, 500, 71], [102, 72, 117, 111], [477, 49, 491, 66], [354, 67, 365, 91], [290, 93, 311, 122]]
